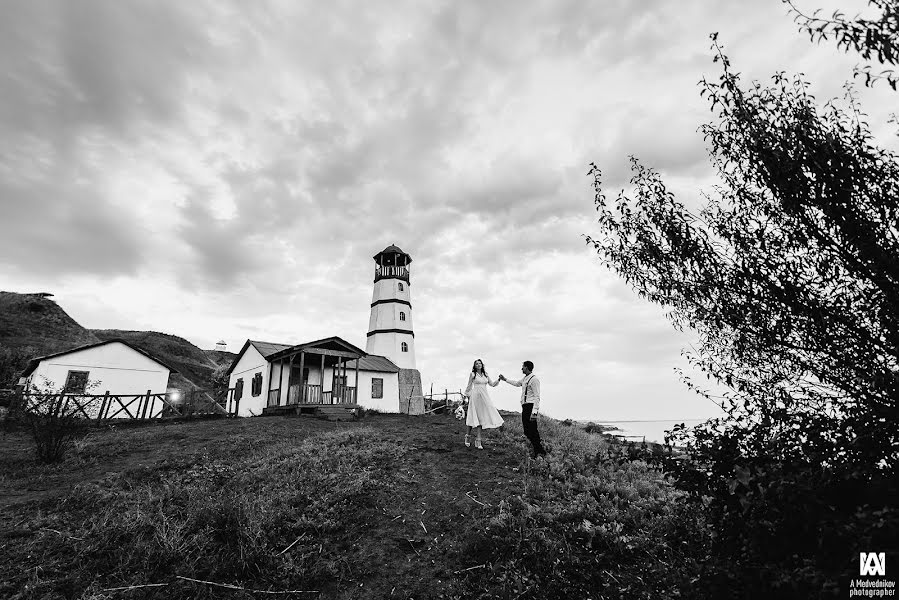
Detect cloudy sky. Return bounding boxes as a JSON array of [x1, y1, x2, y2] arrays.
[[2, 0, 896, 421]]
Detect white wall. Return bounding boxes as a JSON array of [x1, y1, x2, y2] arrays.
[[27, 342, 171, 419], [228, 345, 269, 417], [367, 277, 417, 369], [355, 370, 400, 412], [366, 331, 416, 369], [28, 342, 170, 395]]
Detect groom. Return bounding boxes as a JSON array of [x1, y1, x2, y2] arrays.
[[500, 361, 547, 459]]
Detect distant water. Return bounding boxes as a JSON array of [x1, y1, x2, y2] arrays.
[[586, 419, 708, 444]]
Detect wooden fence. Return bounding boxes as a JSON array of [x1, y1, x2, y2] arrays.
[[14, 388, 231, 423], [422, 387, 465, 413]]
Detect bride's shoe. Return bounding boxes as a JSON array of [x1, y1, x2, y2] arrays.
[[464, 434, 471, 448], [475, 439, 483, 450]]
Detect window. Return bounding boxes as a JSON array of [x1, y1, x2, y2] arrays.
[[401, 342, 408, 352], [399, 311, 406, 321], [235, 378, 244, 400], [64, 370, 89, 394], [398, 283, 404, 291], [251, 372, 263, 396], [372, 378, 383, 399]]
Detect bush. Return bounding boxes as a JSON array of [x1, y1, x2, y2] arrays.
[[24, 394, 90, 463]]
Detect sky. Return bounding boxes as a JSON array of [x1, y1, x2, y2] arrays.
[[1, 0, 896, 421]]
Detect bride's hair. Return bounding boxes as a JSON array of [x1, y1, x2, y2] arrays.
[[471, 359, 488, 378]]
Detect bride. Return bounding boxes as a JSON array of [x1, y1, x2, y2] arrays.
[[462, 359, 505, 449]]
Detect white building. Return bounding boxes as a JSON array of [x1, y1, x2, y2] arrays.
[[226, 336, 401, 417], [21, 339, 175, 397], [366, 244, 424, 414]]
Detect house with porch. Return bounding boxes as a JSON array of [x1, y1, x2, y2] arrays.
[[226, 336, 401, 417]]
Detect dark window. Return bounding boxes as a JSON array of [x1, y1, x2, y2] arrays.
[[235, 378, 244, 400], [372, 378, 383, 399], [401, 342, 408, 352], [399, 311, 406, 321], [251, 372, 263, 396], [398, 283, 404, 291], [64, 370, 89, 394]]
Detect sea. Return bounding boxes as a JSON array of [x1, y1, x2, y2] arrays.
[[584, 419, 709, 444]]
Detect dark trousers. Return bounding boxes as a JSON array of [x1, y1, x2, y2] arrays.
[[521, 403, 545, 456]]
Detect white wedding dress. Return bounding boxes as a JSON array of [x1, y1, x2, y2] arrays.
[[465, 373, 504, 429]]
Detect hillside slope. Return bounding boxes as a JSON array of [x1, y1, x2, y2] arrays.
[[0, 291, 236, 392], [0, 412, 697, 599], [0, 291, 99, 356]]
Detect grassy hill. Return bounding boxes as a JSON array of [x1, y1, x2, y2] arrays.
[[0, 291, 99, 357], [0, 291, 236, 391], [0, 411, 699, 599]]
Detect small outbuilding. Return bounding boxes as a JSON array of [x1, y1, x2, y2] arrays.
[[21, 339, 176, 396]]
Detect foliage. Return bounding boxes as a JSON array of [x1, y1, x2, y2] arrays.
[[23, 378, 100, 464], [785, 0, 899, 89], [210, 364, 230, 404], [586, 10, 899, 598], [448, 418, 706, 599], [0, 344, 36, 389]]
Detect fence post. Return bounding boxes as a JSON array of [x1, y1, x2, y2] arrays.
[[97, 391, 109, 425], [140, 389, 151, 420]]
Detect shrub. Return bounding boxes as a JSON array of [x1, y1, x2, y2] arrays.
[[24, 394, 91, 463]]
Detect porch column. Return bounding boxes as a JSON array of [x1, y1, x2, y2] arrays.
[[298, 351, 306, 403], [320, 353, 326, 403], [265, 359, 274, 408], [288, 354, 297, 404], [277, 358, 285, 406], [342, 359, 348, 402], [354, 358, 359, 405]]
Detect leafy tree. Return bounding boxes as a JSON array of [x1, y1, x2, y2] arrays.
[[786, 0, 899, 89], [587, 4, 898, 597], [211, 364, 230, 404], [0, 344, 37, 390]]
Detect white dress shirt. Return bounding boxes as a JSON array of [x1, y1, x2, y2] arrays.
[[506, 373, 540, 414]]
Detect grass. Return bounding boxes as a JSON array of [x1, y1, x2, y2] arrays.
[[0, 412, 705, 599]]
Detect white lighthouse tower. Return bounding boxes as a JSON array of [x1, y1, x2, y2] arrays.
[[367, 244, 424, 413]]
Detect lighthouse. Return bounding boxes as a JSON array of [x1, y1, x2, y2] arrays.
[[367, 244, 424, 413]]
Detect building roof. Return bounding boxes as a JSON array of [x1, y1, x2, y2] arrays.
[[225, 339, 292, 375], [373, 243, 412, 263], [267, 336, 367, 361], [21, 339, 179, 378], [227, 337, 368, 376], [248, 340, 292, 358], [344, 354, 400, 373]]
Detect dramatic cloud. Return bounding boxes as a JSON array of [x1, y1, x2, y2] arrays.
[[2, 0, 896, 421]]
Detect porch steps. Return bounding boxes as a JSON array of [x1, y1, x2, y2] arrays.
[[261, 404, 359, 421], [312, 405, 358, 421]]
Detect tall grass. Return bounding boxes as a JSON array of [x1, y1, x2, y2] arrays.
[[449, 415, 707, 599], [3, 428, 409, 599]]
